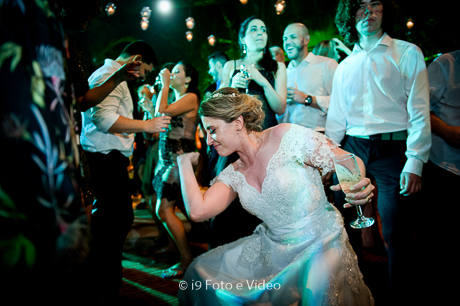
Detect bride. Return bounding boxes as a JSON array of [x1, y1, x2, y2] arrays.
[[177, 87, 375, 305]]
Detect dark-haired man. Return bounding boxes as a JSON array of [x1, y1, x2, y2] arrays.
[[205, 51, 229, 99], [326, 0, 430, 301], [81, 41, 170, 301]]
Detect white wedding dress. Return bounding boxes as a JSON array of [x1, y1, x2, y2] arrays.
[[178, 124, 374, 306]]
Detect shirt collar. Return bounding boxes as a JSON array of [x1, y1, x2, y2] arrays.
[[304, 52, 316, 63], [353, 32, 392, 52], [288, 52, 316, 69]]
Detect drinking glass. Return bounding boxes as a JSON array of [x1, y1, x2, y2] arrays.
[[238, 64, 250, 94], [333, 153, 374, 229], [155, 112, 171, 133]]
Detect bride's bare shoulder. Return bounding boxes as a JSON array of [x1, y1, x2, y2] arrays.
[[267, 123, 293, 141]]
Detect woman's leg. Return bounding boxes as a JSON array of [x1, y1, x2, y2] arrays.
[[156, 197, 193, 271], [149, 195, 175, 251]]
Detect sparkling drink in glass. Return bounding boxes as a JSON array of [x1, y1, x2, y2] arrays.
[[333, 153, 374, 229]]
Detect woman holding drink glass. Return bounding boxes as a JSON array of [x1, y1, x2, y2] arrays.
[[151, 61, 201, 278], [207, 16, 288, 249], [220, 16, 287, 130], [177, 88, 375, 305]]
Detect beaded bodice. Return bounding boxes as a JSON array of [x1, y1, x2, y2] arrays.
[[213, 124, 337, 229]]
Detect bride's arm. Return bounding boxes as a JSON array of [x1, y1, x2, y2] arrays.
[[178, 152, 237, 222], [302, 134, 374, 208]]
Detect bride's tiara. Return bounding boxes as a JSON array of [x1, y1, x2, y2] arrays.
[[204, 92, 239, 102], [212, 92, 238, 98]]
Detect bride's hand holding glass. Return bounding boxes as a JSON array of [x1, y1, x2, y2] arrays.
[[331, 153, 375, 228], [331, 177, 374, 208]]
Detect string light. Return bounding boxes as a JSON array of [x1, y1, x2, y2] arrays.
[[140, 6, 151, 19], [186, 31, 193, 42], [140, 17, 149, 30], [105, 3, 116, 16], [208, 35, 216, 46], [406, 18, 414, 29], [139, 7, 151, 31], [240, 0, 248, 4], [274, 0, 286, 15], [186, 17, 195, 29]]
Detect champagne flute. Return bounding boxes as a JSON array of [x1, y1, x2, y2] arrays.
[[333, 153, 375, 229]]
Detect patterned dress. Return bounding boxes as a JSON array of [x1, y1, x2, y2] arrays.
[[153, 101, 198, 201]]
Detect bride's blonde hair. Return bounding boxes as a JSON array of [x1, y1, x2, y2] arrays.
[[199, 87, 265, 132]]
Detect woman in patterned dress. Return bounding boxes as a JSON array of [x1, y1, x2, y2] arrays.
[[152, 61, 200, 278]]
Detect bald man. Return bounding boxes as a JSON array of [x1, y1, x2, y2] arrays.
[[277, 23, 338, 132]]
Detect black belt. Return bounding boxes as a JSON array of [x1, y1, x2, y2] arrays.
[[351, 130, 407, 141]]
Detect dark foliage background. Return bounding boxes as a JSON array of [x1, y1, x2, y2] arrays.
[[73, 0, 458, 96]]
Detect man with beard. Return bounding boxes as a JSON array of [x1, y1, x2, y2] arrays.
[[276, 23, 338, 132]]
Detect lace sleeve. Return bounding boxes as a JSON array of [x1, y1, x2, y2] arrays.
[[288, 125, 338, 174], [209, 165, 238, 192]]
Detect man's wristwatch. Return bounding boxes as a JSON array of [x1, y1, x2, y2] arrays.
[[304, 95, 313, 107]]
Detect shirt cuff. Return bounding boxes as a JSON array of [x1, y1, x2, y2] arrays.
[[315, 96, 329, 114], [402, 157, 424, 177]]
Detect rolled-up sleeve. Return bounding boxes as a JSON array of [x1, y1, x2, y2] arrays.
[[315, 60, 338, 114]]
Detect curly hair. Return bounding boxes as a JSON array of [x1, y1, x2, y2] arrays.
[[199, 87, 265, 133], [335, 0, 399, 45]]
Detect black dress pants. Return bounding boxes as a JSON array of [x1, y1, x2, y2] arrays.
[[85, 150, 134, 294], [332, 136, 418, 302]]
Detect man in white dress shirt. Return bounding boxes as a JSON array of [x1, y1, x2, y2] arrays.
[[81, 41, 170, 301], [326, 0, 431, 302], [277, 23, 338, 132]]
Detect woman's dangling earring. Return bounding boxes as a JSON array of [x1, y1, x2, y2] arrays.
[[243, 44, 247, 54]]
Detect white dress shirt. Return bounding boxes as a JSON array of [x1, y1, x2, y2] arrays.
[[325, 33, 431, 176], [80, 59, 134, 158], [427, 51, 460, 175], [277, 52, 338, 131]]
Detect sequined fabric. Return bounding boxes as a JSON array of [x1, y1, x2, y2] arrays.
[[153, 111, 197, 201]]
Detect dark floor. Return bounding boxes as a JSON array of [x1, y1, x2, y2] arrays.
[[119, 202, 390, 306]]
